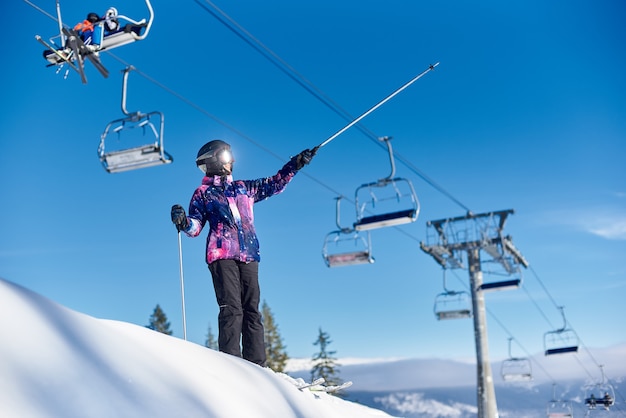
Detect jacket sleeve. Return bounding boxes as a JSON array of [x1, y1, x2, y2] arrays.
[[247, 157, 299, 203], [185, 187, 207, 237]]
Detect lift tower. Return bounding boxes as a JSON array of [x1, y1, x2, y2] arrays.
[[420, 209, 528, 418]]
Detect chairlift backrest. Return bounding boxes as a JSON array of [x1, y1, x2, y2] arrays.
[[97, 0, 154, 51]]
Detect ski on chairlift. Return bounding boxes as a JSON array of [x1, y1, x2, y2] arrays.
[[34, 0, 154, 83], [322, 197, 374, 267], [98, 66, 173, 173], [353, 136, 420, 231]]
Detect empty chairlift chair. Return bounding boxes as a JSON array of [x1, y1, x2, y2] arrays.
[[322, 197, 374, 267], [546, 384, 574, 418], [479, 238, 525, 292], [500, 338, 532, 382], [98, 67, 173, 173], [433, 270, 472, 320], [354, 136, 419, 231], [544, 307, 579, 356]]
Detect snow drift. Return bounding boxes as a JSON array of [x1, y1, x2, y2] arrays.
[[0, 278, 394, 418]]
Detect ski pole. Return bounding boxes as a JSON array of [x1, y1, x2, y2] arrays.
[[177, 230, 188, 340], [317, 62, 439, 149]]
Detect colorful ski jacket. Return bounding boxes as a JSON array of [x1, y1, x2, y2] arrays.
[[183, 158, 299, 265]]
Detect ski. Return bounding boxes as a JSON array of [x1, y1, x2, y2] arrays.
[[296, 377, 325, 391], [312, 381, 353, 393], [35, 35, 80, 74], [63, 29, 87, 83], [62, 28, 109, 80]]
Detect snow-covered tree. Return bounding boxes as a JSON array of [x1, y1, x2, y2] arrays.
[[311, 327, 342, 387], [145, 304, 172, 335], [205, 322, 218, 350], [262, 300, 288, 372]]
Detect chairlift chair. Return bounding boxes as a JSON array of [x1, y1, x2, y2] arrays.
[[434, 291, 472, 320], [479, 240, 523, 292], [544, 307, 579, 356], [354, 137, 419, 231], [546, 384, 574, 418], [546, 401, 574, 418], [433, 270, 472, 320], [98, 67, 173, 173], [501, 338, 532, 381], [322, 230, 374, 267], [584, 366, 615, 411], [37, 0, 154, 83], [322, 197, 374, 267]]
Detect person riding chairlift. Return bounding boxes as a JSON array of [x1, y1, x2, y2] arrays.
[[73, 8, 120, 53]]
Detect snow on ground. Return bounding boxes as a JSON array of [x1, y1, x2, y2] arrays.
[[0, 278, 396, 418]]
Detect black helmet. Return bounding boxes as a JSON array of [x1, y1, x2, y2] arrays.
[[196, 140, 234, 175], [87, 12, 99, 23]]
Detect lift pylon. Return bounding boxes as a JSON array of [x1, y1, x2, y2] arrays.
[[420, 209, 528, 418]]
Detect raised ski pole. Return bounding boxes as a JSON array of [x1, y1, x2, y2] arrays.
[[316, 62, 439, 149], [177, 231, 188, 340]]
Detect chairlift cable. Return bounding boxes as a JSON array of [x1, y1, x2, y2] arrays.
[[192, 0, 472, 213], [23, 0, 58, 22], [106, 53, 347, 199]]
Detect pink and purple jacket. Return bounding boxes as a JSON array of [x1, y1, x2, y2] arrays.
[[182, 159, 299, 265]]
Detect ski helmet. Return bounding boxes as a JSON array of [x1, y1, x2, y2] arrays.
[[196, 140, 234, 175], [87, 12, 100, 23]]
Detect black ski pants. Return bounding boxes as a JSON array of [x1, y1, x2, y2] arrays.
[[208, 259, 266, 367]]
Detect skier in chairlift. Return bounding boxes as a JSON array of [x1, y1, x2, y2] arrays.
[[71, 8, 120, 53], [171, 140, 316, 367]]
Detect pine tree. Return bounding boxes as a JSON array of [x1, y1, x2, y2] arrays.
[[262, 300, 289, 372], [145, 304, 172, 335], [205, 322, 218, 350], [311, 327, 342, 387]]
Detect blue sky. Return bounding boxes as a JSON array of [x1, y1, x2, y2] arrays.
[[2, 0, 625, 384]]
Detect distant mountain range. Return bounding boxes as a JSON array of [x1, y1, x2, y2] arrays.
[[286, 348, 626, 417]]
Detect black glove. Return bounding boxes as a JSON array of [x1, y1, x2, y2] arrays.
[[171, 204, 189, 232], [294, 146, 318, 170]]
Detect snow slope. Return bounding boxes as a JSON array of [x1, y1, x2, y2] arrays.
[[0, 278, 395, 418]]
